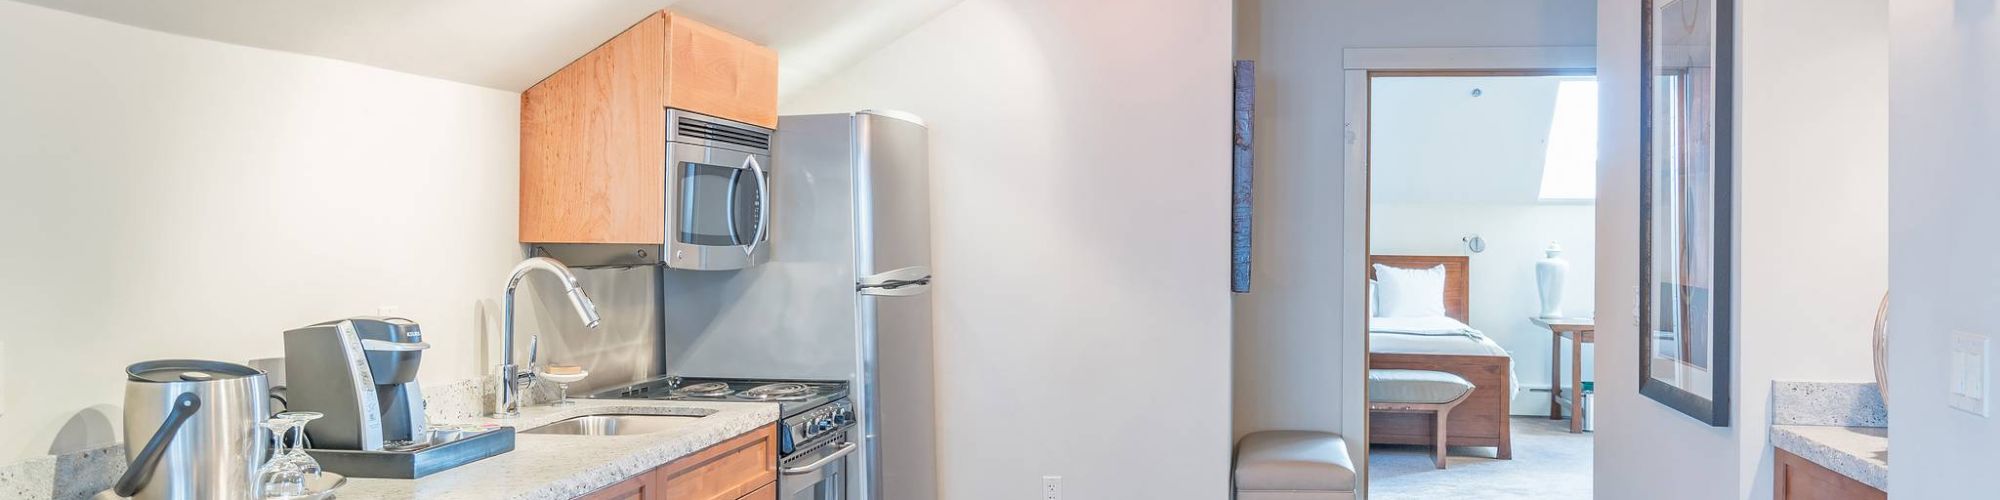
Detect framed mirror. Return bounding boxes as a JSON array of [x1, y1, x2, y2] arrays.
[[1640, 0, 1732, 426]]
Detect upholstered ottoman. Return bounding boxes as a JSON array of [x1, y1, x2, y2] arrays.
[[1368, 369, 1476, 468], [1233, 431, 1357, 500]]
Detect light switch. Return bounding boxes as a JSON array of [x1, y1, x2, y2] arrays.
[[1951, 331, 1989, 416]]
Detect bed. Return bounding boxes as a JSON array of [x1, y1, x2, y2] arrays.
[[1368, 255, 1514, 459]]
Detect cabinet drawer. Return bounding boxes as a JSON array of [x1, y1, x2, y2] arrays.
[[655, 425, 780, 500], [577, 473, 652, 500], [1775, 449, 1884, 500], [738, 481, 777, 500]]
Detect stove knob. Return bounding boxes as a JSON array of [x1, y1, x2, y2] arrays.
[[815, 416, 835, 432]]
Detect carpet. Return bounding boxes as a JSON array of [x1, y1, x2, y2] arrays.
[[1368, 417, 1592, 499]]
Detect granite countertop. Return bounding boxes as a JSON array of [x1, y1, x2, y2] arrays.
[[1771, 424, 1888, 491], [1769, 381, 1888, 491], [340, 399, 779, 500]]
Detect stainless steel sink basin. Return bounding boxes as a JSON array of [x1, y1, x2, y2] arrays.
[[521, 414, 704, 436]]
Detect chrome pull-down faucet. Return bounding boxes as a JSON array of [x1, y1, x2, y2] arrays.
[[493, 257, 601, 417]]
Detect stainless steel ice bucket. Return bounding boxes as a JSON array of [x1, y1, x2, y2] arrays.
[[113, 359, 270, 500]]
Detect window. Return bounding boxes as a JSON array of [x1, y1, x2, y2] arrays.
[[1538, 79, 1599, 201]]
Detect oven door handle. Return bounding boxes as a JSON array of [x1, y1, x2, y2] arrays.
[[781, 442, 858, 475]]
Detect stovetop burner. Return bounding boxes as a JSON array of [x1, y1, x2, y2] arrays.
[[674, 381, 734, 397], [736, 383, 813, 401]]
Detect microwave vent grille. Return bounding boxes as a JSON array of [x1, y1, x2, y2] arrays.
[[677, 118, 770, 151]]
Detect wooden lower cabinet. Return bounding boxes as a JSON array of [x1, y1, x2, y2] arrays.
[[579, 425, 779, 500], [739, 482, 777, 500], [1774, 449, 1885, 500], [580, 477, 652, 500]]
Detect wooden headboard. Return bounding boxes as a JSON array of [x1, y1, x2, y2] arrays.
[[1367, 255, 1470, 323]]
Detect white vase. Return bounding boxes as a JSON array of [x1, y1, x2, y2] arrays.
[[1536, 242, 1569, 319]]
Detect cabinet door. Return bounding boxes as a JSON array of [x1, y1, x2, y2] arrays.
[[656, 425, 780, 500], [520, 12, 668, 244], [578, 473, 654, 500], [1775, 449, 1884, 500], [664, 14, 778, 128]]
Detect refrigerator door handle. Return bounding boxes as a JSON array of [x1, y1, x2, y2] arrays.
[[858, 266, 932, 296]]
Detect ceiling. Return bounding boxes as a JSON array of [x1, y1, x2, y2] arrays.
[[11, 0, 964, 95], [1370, 75, 1591, 204]]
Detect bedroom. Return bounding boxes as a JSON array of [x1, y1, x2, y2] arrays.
[[1364, 74, 1599, 498]]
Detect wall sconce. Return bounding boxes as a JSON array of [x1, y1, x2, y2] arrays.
[[1463, 234, 1487, 253]]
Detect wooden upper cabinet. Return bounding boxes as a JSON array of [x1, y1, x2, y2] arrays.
[[520, 11, 776, 244], [665, 17, 779, 130]]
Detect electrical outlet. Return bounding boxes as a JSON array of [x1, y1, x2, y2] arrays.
[[1951, 331, 1989, 416], [376, 306, 401, 317], [1042, 475, 1062, 500]]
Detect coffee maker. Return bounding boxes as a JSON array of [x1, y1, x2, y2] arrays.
[[283, 317, 430, 451]]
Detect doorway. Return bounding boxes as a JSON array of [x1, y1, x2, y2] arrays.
[[1353, 68, 1598, 499]]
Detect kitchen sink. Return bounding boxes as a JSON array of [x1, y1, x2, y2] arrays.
[[521, 413, 708, 436]]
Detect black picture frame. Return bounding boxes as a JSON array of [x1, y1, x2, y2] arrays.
[[1639, 0, 1733, 427]]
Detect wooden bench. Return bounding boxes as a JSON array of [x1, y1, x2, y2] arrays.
[[1368, 369, 1476, 469]]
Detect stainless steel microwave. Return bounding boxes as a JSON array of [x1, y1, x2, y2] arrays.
[[665, 109, 773, 271]]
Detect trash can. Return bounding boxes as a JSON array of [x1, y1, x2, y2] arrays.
[[1580, 381, 1595, 432]]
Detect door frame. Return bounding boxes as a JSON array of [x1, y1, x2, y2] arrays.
[[1340, 46, 1595, 497]]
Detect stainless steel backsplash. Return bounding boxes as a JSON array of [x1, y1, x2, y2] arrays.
[[519, 265, 660, 394]]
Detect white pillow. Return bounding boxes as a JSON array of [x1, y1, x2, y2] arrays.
[[1372, 264, 1447, 318]]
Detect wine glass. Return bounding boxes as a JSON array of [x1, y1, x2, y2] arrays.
[[254, 416, 309, 498], [274, 411, 325, 476]]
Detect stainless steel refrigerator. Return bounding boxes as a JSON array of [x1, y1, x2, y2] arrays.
[[660, 110, 935, 500]]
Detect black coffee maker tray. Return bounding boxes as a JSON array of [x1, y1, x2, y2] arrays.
[[305, 427, 516, 479]]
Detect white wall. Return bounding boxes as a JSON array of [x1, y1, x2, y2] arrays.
[[1885, 1, 2000, 498], [1231, 0, 1598, 454], [1371, 203, 1595, 415], [780, 0, 1234, 499], [0, 0, 523, 464], [1593, 0, 1888, 498]]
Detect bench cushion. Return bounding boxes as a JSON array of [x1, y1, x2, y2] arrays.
[[1368, 369, 1475, 404], [1234, 431, 1356, 494]]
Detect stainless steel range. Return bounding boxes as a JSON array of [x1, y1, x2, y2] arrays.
[[596, 377, 857, 500]]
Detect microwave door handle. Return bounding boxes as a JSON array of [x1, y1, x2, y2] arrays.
[[723, 168, 743, 245], [742, 155, 770, 257]]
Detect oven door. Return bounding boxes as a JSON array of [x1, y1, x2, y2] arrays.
[[779, 430, 858, 500], [666, 142, 771, 271]]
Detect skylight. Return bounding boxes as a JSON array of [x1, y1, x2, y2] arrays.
[[1539, 80, 1599, 201]]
